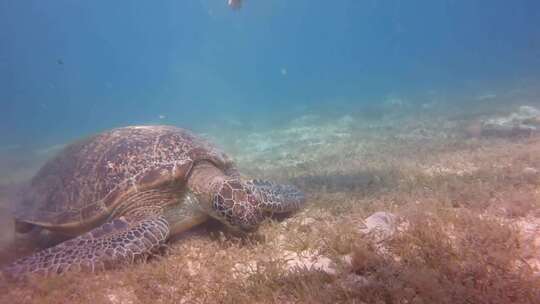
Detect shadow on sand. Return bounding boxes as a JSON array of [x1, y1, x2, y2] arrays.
[[290, 169, 400, 195]]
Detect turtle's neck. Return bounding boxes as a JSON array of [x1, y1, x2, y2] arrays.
[[186, 161, 227, 208]]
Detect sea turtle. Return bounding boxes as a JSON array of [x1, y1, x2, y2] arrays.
[[2, 125, 304, 278]]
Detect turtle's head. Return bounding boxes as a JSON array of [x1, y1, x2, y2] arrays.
[[212, 178, 264, 232], [187, 162, 265, 232]]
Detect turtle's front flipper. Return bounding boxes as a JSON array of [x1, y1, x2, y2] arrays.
[[246, 180, 305, 213], [2, 215, 169, 280]]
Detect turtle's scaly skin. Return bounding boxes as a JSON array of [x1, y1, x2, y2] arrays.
[[246, 180, 305, 213], [3, 126, 305, 279]]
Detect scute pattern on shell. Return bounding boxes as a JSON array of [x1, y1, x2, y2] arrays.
[[16, 126, 234, 226]]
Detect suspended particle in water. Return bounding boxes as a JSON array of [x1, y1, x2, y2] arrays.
[[228, 0, 242, 9], [280, 68, 288, 76], [159, 115, 166, 120]]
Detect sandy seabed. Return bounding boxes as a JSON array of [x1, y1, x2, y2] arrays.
[[1, 89, 540, 303]]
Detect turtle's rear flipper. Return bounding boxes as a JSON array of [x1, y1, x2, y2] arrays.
[[246, 180, 305, 213], [3, 215, 169, 280]]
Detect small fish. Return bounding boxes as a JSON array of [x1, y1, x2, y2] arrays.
[[228, 0, 242, 9]]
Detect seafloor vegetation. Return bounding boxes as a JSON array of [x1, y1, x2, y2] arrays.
[[1, 88, 540, 303]]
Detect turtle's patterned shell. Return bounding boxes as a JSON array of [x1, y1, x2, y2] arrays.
[[16, 126, 234, 227]]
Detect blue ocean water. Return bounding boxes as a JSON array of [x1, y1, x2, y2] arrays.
[[1, 0, 539, 147]]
